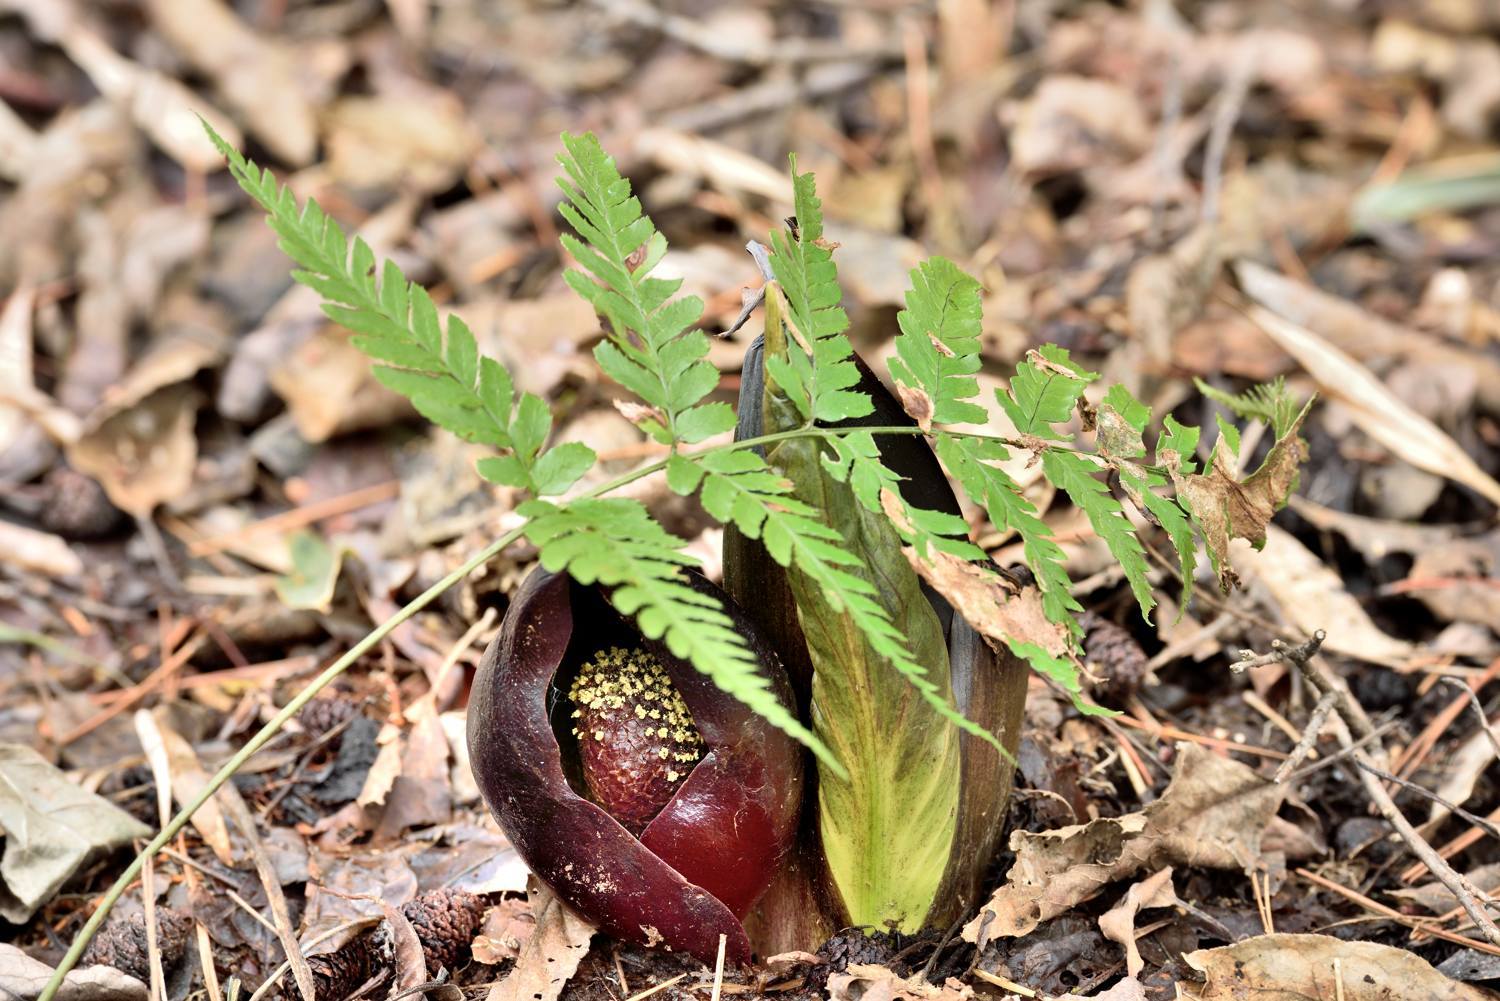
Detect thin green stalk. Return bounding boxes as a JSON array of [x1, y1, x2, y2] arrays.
[[40, 525, 522, 1000], [40, 419, 1058, 999]]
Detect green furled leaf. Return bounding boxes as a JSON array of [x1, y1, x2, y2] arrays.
[[521, 496, 836, 771], [757, 290, 988, 928], [997, 344, 1097, 441], [889, 257, 988, 427], [935, 434, 1081, 634], [1196, 376, 1301, 438], [555, 132, 724, 445], [202, 119, 576, 497], [1042, 450, 1155, 622], [760, 415, 956, 931], [766, 158, 871, 424]]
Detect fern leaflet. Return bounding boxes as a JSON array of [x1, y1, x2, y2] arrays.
[[765, 158, 871, 424], [1196, 375, 1299, 437], [997, 344, 1096, 440], [556, 133, 734, 445], [888, 257, 988, 427], [1096, 385, 1196, 607], [203, 121, 588, 497], [934, 434, 1082, 632]]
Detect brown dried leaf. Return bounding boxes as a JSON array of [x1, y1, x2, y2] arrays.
[[374, 714, 452, 840], [0, 0, 240, 170], [1406, 531, 1500, 627], [1098, 867, 1180, 978], [66, 383, 201, 516], [1164, 402, 1310, 593], [1177, 933, 1491, 1000], [269, 327, 414, 443], [899, 541, 1072, 660], [472, 898, 536, 965], [133, 709, 235, 865], [144, 0, 318, 165], [383, 898, 429, 991], [1287, 497, 1457, 563], [1390, 863, 1500, 915], [486, 879, 596, 1001], [962, 743, 1284, 945]]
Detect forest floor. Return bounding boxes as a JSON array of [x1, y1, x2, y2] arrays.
[[3, 0, 1500, 999]]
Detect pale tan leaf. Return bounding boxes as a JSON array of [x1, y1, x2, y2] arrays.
[[0, 521, 83, 579], [133, 710, 235, 865], [1098, 867, 1181, 978], [471, 898, 535, 966], [486, 879, 596, 1001], [1235, 525, 1414, 666], [1246, 304, 1500, 507], [827, 964, 974, 1001], [0, 744, 151, 922], [1177, 933, 1490, 1000], [145, 0, 317, 165], [383, 898, 428, 991], [66, 384, 202, 516], [0, 942, 146, 1001]]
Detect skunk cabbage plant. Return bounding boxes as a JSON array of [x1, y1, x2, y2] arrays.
[[466, 568, 803, 963]]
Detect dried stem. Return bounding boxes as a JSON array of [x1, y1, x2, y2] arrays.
[[1273, 689, 1337, 783], [1243, 629, 1500, 945]]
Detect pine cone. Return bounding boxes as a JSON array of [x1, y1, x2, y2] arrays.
[[292, 924, 392, 1001], [280, 889, 484, 999], [82, 908, 193, 982], [39, 465, 128, 540], [297, 694, 361, 740], [1079, 611, 1150, 703], [402, 888, 487, 974]]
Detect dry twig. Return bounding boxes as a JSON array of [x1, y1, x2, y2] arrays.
[[1248, 631, 1500, 945]]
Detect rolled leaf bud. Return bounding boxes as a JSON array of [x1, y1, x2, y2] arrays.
[[726, 335, 1029, 950], [467, 568, 803, 964]]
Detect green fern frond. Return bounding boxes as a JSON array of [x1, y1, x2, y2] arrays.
[[888, 257, 988, 427], [1097, 384, 1196, 609], [934, 434, 1082, 632], [1043, 450, 1155, 622], [820, 432, 985, 562], [202, 120, 587, 497], [555, 133, 734, 445], [1195, 376, 1299, 437], [765, 158, 872, 424], [522, 496, 837, 772]]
